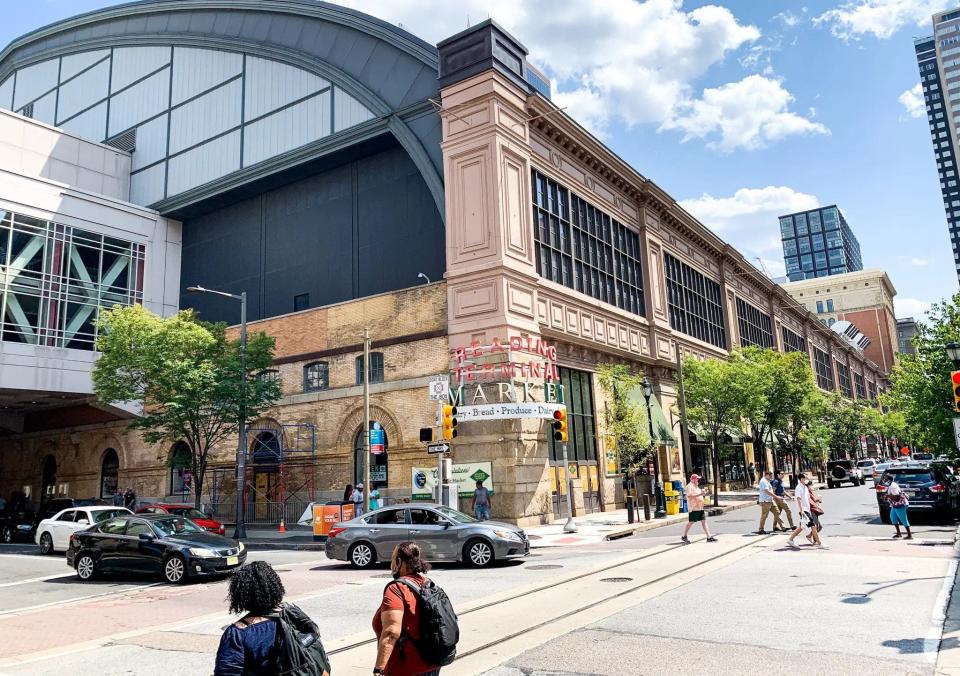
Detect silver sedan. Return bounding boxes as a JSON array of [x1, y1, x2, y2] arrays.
[[323, 503, 529, 568]]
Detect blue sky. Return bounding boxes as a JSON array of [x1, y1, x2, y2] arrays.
[[2, 0, 955, 320]]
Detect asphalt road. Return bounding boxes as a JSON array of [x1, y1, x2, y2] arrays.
[[0, 483, 955, 676]]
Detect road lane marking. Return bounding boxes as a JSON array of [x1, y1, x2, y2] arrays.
[[0, 581, 165, 617], [0, 573, 74, 588]]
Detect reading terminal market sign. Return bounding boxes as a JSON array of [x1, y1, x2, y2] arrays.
[[450, 337, 565, 421]]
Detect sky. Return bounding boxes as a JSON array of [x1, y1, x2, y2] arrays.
[[2, 0, 957, 321]]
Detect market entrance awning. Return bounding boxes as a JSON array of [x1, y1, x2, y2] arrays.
[[628, 387, 677, 445]]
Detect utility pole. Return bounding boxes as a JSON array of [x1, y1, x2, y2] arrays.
[[676, 345, 692, 479], [235, 291, 247, 539], [363, 328, 371, 516]]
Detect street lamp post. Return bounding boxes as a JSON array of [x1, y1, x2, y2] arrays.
[[641, 376, 667, 518], [947, 341, 960, 369], [186, 286, 248, 540]]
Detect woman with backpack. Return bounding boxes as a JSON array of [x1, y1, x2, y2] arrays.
[[373, 541, 456, 676], [214, 560, 330, 676]]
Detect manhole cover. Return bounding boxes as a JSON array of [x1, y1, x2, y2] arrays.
[[526, 564, 563, 570], [600, 577, 633, 583]]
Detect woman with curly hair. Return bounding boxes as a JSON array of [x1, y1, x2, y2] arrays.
[[214, 560, 327, 675]]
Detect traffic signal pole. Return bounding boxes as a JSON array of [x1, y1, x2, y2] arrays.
[[436, 397, 444, 503]]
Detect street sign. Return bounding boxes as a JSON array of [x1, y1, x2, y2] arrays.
[[428, 377, 449, 401], [953, 418, 960, 450], [456, 402, 564, 421], [427, 442, 451, 455], [369, 422, 385, 454]]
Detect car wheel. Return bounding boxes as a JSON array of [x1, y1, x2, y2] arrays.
[[1, 525, 13, 543], [879, 510, 891, 525], [76, 553, 97, 580], [348, 542, 376, 569], [39, 532, 53, 555], [163, 554, 187, 584], [465, 538, 495, 568]]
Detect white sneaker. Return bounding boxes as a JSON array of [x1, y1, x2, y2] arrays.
[[787, 540, 800, 549], [816, 543, 830, 550]]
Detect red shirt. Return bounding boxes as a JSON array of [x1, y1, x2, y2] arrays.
[[372, 574, 433, 676]]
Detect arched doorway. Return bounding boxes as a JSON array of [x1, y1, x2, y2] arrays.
[[354, 423, 388, 490], [41, 455, 57, 500], [169, 442, 192, 497], [250, 431, 281, 521], [100, 449, 119, 499]]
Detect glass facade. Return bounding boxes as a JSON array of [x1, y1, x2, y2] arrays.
[[0, 209, 145, 350], [548, 368, 597, 463], [532, 170, 644, 316], [781, 326, 807, 353], [813, 348, 834, 390], [663, 253, 726, 349], [735, 298, 773, 348], [780, 206, 863, 282]]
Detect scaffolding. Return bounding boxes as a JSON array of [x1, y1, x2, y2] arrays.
[[208, 422, 317, 527]]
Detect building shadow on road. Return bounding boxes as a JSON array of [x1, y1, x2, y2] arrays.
[[841, 576, 946, 605]]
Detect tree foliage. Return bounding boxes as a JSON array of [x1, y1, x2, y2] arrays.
[[92, 305, 281, 508], [886, 293, 960, 455], [595, 364, 650, 473]]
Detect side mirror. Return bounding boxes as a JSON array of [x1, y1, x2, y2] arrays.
[[441, 521, 452, 529], [138, 532, 154, 542], [77, 519, 89, 526]]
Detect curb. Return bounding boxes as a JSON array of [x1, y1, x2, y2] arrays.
[[603, 500, 757, 541]]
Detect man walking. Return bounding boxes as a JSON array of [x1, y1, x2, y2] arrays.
[[352, 482, 365, 517], [771, 471, 795, 530], [471, 480, 491, 520], [681, 474, 717, 543], [786, 473, 825, 549], [757, 470, 783, 534]]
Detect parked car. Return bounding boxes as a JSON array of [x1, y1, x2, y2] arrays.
[[857, 458, 880, 481], [66, 514, 246, 584], [873, 461, 898, 483], [876, 465, 960, 523], [324, 503, 529, 569], [912, 452, 935, 462], [826, 460, 863, 488], [2, 498, 106, 543], [35, 506, 132, 554], [1, 507, 37, 543], [136, 504, 225, 535]]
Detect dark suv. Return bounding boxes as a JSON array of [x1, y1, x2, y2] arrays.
[[876, 465, 960, 523], [827, 460, 863, 488], [1, 498, 105, 543]]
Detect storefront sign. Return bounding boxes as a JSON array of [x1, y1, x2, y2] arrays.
[[457, 402, 564, 421], [412, 461, 494, 499], [452, 337, 559, 383]]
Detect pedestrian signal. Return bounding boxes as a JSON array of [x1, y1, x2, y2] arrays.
[[441, 404, 458, 440], [553, 408, 568, 442], [952, 371, 960, 413]]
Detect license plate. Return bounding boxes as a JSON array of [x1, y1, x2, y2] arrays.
[[227, 556, 239, 566]]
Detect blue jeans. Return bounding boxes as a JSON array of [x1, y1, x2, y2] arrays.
[[474, 505, 490, 520]]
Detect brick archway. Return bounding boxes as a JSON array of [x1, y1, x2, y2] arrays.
[[335, 405, 403, 450]]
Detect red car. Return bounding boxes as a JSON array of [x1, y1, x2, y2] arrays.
[[136, 504, 225, 535]]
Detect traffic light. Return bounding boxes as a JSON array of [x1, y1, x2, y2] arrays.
[[952, 371, 960, 413], [553, 408, 568, 443], [441, 404, 458, 440]]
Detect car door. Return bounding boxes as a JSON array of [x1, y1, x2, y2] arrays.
[[363, 507, 410, 560], [408, 508, 457, 560], [121, 519, 164, 573], [47, 510, 75, 549], [93, 517, 129, 571]]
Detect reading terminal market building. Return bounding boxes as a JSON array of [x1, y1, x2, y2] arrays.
[[0, 0, 886, 527]]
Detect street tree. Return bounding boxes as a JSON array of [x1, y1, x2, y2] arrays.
[[681, 355, 750, 505], [595, 364, 651, 474], [861, 407, 907, 457], [818, 393, 866, 460], [92, 305, 281, 509], [886, 293, 960, 455]]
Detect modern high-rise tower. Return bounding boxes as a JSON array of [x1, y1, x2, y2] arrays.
[[779, 205, 863, 282], [915, 10, 960, 282]]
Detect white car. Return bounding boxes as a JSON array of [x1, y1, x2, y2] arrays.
[[35, 506, 132, 554], [857, 458, 879, 480]]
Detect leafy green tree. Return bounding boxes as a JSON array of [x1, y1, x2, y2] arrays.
[[820, 393, 866, 459], [681, 356, 750, 505], [595, 364, 650, 473], [886, 293, 960, 455], [862, 407, 907, 457], [92, 305, 281, 509]]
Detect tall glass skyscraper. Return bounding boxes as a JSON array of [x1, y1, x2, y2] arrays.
[[780, 205, 863, 282], [915, 9, 960, 283]]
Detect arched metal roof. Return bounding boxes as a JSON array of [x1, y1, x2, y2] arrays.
[[0, 0, 443, 215]]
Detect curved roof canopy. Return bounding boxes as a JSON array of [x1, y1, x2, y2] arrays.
[[0, 0, 443, 214]]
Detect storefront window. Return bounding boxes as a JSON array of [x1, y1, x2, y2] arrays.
[[169, 441, 192, 495], [549, 368, 597, 463]]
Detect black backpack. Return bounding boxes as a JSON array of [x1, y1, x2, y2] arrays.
[[390, 577, 459, 666], [265, 603, 332, 675]]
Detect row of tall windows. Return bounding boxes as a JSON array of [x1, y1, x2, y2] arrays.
[[781, 327, 807, 353], [548, 368, 597, 463], [532, 171, 645, 315], [735, 298, 774, 349], [836, 361, 852, 397], [663, 253, 727, 349], [813, 348, 834, 390]]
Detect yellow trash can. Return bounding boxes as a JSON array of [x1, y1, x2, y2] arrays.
[[665, 490, 680, 515]]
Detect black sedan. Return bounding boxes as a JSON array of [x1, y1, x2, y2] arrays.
[[66, 514, 246, 584]]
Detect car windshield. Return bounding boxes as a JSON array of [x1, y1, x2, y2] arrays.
[[857, 460, 874, 468], [166, 507, 209, 520], [914, 453, 934, 460], [92, 509, 128, 523], [150, 517, 204, 536], [434, 506, 477, 524], [887, 472, 934, 485]]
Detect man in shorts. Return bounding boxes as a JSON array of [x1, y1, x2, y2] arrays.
[[681, 474, 717, 543], [786, 473, 824, 549]]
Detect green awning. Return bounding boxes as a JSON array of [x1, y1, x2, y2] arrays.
[[687, 422, 746, 443], [627, 387, 677, 445]]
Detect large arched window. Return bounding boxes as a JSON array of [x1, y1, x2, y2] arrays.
[[41, 455, 57, 499], [252, 431, 281, 465], [100, 449, 119, 499], [355, 352, 384, 385], [169, 442, 192, 496], [354, 423, 388, 489], [303, 361, 329, 393]]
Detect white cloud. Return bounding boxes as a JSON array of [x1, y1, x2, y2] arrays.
[[343, 0, 821, 150], [909, 256, 929, 266], [815, 0, 943, 40], [774, 11, 803, 27], [662, 75, 830, 151], [679, 186, 820, 274], [895, 297, 932, 318], [898, 82, 925, 119]]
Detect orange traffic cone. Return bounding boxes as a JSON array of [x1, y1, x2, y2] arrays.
[[278, 518, 286, 533]]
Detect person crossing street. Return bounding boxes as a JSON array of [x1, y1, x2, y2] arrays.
[[757, 470, 784, 534], [771, 471, 795, 530]]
